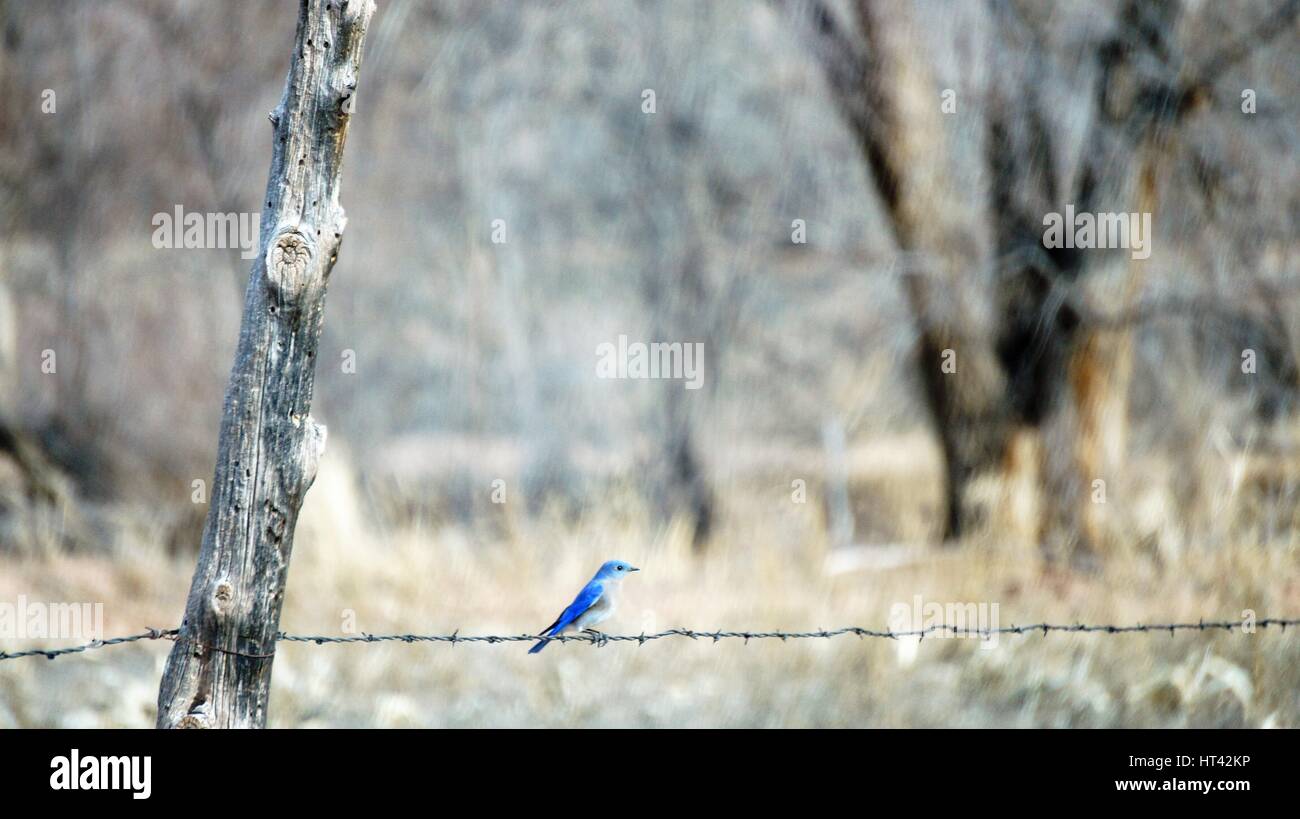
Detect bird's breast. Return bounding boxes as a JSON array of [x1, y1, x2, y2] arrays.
[[575, 584, 619, 628]]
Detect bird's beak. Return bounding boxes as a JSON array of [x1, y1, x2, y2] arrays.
[[629, 566, 640, 572]]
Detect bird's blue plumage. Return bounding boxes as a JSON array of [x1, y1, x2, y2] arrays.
[[529, 559, 640, 654], [529, 581, 604, 654]]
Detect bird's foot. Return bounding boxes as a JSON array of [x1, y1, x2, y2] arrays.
[[582, 629, 608, 647]]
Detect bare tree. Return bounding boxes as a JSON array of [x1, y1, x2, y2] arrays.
[[781, 0, 1299, 557], [156, 0, 376, 729]]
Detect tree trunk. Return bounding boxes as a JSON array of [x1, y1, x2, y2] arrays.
[[664, 379, 714, 551], [1059, 150, 1161, 559], [821, 416, 855, 550], [783, 0, 1196, 555], [850, 0, 1014, 540], [156, 0, 375, 729]]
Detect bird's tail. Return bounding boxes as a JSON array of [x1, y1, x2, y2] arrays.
[[527, 636, 551, 654]]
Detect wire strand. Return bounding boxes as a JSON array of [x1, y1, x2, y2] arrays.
[[1, 617, 1296, 662]]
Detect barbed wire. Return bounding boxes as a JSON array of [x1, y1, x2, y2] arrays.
[[0, 628, 181, 662], [1, 617, 1297, 663]]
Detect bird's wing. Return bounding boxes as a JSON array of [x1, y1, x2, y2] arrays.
[[540, 580, 604, 636]]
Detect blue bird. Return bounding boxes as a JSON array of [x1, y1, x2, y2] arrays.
[[529, 559, 640, 654]]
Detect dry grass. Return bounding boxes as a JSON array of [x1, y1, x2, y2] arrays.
[[2, 441, 1298, 728]]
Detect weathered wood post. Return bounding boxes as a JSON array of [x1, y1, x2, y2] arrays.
[[156, 0, 375, 729]]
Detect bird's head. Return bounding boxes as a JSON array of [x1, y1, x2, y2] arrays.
[[595, 559, 640, 581]]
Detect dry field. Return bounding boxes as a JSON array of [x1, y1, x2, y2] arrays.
[[2, 439, 1297, 728]]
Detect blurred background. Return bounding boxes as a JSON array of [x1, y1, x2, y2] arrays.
[[0, 0, 1297, 727]]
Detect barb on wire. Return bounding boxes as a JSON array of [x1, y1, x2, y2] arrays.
[[1, 618, 1297, 664], [0, 628, 181, 662]]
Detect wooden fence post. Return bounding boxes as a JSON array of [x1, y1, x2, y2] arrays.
[[156, 0, 375, 729]]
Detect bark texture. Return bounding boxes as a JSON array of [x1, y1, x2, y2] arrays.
[[156, 0, 375, 729]]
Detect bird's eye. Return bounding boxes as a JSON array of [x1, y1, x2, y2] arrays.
[[617, 565, 624, 571]]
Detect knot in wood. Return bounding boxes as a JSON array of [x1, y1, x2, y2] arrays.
[[177, 712, 212, 729], [267, 504, 287, 541], [266, 230, 315, 302], [176, 702, 212, 729], [212, 580, 235, 618]]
